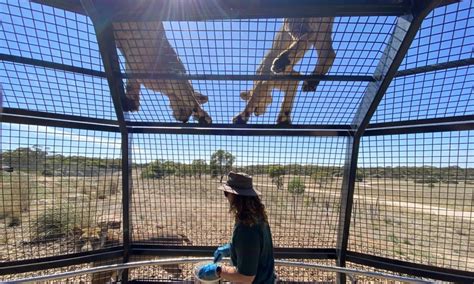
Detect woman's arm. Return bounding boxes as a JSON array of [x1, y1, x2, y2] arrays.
[[219, 265, 255, 283]]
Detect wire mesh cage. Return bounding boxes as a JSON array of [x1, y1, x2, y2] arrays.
[[1, 0, 473, 283]]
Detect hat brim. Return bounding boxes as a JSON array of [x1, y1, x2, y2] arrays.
[[218, 184, 261, 196]]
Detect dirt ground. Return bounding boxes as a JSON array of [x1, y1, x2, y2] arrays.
[[0, 173, 472, 282]]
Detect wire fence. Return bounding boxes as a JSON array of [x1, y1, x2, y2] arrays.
[[1, 0, 473, 282], [352, 131, 474, 271], [0, 123, 122, 261]]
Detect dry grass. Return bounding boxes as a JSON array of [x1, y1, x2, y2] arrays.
[[0, 171, 472, 281], [0, 172, 33, 226]]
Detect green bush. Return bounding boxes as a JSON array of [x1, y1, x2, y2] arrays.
[[30, 203, 89, 241], [414, 177, 439, 184], [141, 160, 166, 179], [288, 177, 305, 194]]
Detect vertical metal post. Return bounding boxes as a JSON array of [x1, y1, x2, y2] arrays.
[[80, 1, 132, 282], [335, 1, 443, 283]]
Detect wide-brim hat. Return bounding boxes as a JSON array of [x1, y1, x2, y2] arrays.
[[218, 171, 261, 196]]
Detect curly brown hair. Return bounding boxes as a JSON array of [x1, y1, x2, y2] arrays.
[[229, 194, 268, 226]]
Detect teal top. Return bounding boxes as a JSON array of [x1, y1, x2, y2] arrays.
[[230, 220, 276, 284]]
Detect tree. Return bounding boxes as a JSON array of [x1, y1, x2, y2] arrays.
[[191, 159, 207, 179], [210, 150, 235, 182], [1, 145, 48, 172], [288, 177, 305, 220], [311, 169, 332, 187], [268, 166, 285, 191], [141, 160, 166, 179]]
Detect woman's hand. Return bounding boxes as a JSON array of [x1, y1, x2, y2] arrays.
[[213, 243, 231, 262], [198, 263, 221, 280]]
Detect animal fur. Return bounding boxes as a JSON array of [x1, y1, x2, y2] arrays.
[[234, 17, 335, 125], [76, 223, 191, 283], [113, 21, 212, 124]]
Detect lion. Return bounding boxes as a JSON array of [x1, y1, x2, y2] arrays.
[[234, 17, 335, 125], [76, 221, 191, 283], [113, 21, 212, 124]]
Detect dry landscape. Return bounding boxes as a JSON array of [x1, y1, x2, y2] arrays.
[[1, 170, 473, 282]]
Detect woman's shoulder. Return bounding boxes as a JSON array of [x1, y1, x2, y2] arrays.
[[235, 220, 268, 231]]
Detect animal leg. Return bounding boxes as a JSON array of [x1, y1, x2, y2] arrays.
[[233, 82, 271, 124], [272, 19, 312, 74], [303, 19, 336, 92], [123, 79, 141, 112], [276, 75, 300, 125]]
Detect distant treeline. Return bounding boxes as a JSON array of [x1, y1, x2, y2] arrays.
[[2, 147, 473, 182], [1, 146, 121, 176]]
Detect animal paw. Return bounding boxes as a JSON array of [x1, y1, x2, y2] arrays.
[[277, 113, 291, 125], [302, 80, 319, 92], [122, 96, 140, 112], [193, 110, 212, 125], [233, 114, 248, 125], [271, 53, 290, 74], [198, 116, 212, 125], [240, 91, 251, 101]]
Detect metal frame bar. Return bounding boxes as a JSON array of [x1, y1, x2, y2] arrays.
[[128, 125, 353, 137], [0, 248, 123, 275], [7, 258, 441, 284], [132, 245, 337, 260], [346, 251, 474, 283], [365, 115, 474, 136], [79, 0, 132, 282], [31, 0, 460, 20], [1, 108, 119, 132], [335, 1, 444, 282], [0, 54, 107, 78], [32, 0, 415, 20], [119, 73, 374, 82], [395, 58, 474, 77], [0, 53, 373, 82]]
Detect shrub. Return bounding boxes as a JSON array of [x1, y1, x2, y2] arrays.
[[268, 166, 285, 190], [0, 175, 31, 226], [30, 203, 89, 242], [414, 177, 439, 184], [141, 160, 166, 179], [287, 177, 305, 220], [288, 177, 305, 194]]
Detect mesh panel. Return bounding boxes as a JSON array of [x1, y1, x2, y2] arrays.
[[0, 258, 122, 283], [0, 0, 102, 71], [131, 134, 346, 248], [373, 66, 474, 122], [373, 1, 474, 123], [351, 131, 474, 271], [346, 262, 437, 283], [400, 1, 473, 70], [1, 62, 116, 119], [0, 123, 122, 261]]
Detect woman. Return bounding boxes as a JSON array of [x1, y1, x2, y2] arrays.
[[198, 172, 276, 283]]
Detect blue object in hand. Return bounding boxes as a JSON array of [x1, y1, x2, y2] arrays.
[[198, 263, 220, 281], [213, 243, 231, 263]]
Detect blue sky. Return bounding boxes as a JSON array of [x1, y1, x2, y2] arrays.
[[1, 0, 473, 167]]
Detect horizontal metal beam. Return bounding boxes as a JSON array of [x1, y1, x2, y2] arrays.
[[128, 124, 353, 137], [33, 0, 416, 20], [346, 251, 474, 283], [0, 54, 106, 78], [0, 247, 123, 275], [2, 108, 120, 132], [120, 73, 374, 82], [132, 245, 337, 259], [365, 115, 474, 136], [395, 58, 474, 77], [0, 53, 372, 82]]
